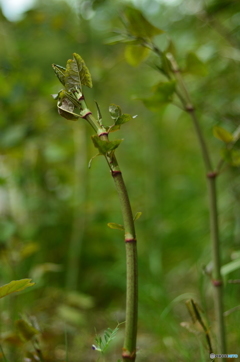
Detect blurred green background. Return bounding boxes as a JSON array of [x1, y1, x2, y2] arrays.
[[0, 0, 240, 361]]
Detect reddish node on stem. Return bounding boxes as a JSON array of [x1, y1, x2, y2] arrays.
[[78, 94, 84, 101], [98, 132, 108, 137], [81, 111, 92, 119], [207, 171, 218, 179], [212, 279, 223, 287], [185, 104, 194, 112], [125, 238, 136, 243], [122, 350, 136, 360], [111, 170, 122, 177]]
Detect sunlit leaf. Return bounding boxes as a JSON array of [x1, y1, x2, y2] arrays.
[[213, 126, 233, 143], [15, 319, 39, 342], [124, 45, 150, 66], [91, 135, 123, 154], [107, 222, 124, 231], [123, 6, 164, 39], [65, 53, 92, 91], [0, 279, 35, 299]]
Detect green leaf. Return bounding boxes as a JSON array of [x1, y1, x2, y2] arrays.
[[65, 53, 92, 91], [185, 52, 208, 76], [141, 80, 176, 111], [133, 212, 142, 221], [123, 6, 164, 39], [0, 279, 35, 299], [57, 96, 80, 120], [221, 258, 240, 276], [115, 114, 132, 125], [124, 45, 150, 66], [15, 319, 39, 342], [107, 222, 124, 231], [109, 104, 122, 120], [213, 126, 233, 143], [91, 135, 123, 154], [52, 64, 66, 86]]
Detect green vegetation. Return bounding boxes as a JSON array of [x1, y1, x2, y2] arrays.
[[0, 0, 240, 361]]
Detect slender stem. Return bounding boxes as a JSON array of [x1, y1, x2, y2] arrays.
[[166, 53, 227, 356], [81, 104, 138, 361]]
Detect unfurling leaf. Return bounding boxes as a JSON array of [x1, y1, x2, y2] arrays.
[[52, 64, 66, 86], [109, 104, 122, 120], [133, 212, 142, 221], [107, 222, 125, 231], [125, 45, 150, 66], [91, 135, 123, 154], [123, 6, 164, 39], [57, 97, 80, 120], [15, 319, 39, 342], [0, 279, 35, 299], [213, 126, 233, 143], [65, 53, 92, 91]]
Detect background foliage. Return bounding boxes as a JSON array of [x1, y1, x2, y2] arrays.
[[0, 0, 240, 361]]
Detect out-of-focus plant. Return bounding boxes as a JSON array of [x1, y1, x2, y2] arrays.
[[109, 4, 240, 359]]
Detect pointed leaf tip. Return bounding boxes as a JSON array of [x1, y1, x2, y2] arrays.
[[107, 222, 124, 231], [133, 211, 142, 221], [0, 279, 35, 299]]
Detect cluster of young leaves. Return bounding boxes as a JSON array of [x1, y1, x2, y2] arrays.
[[52, 53, 92, 120], [213, 125, 240, 167], [90, 103, 135, 165]]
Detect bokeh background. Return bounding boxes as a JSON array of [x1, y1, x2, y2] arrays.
[[0, 0, 240, 361]]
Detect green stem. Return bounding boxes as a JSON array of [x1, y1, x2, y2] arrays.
[[166, 53, 226, 357], [80, 102, 138, 361]]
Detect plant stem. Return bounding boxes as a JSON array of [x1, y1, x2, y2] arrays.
[[166, 53, 227, 357], [80, 103, 138, 361]]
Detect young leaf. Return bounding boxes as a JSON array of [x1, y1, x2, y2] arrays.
[[57, 97, 80, 121], [52, 64, 66, 86], [0, 279, 35, 299], [109, 104, 122, 120], [123, 5, 164, 39], [124, 45, 150, 66], [107, 222, 125, 231], [65, 53, 92, 92], [91, 135, 123, 154], [133, 212, 142, 221], [213, 126, 233, 143], [15, 319, 39, 342], [115, 114, 133, 125]]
